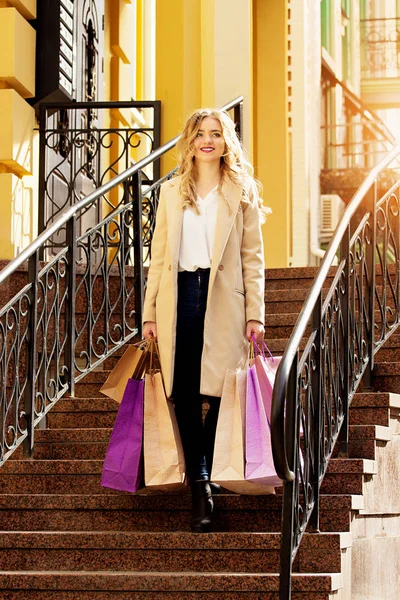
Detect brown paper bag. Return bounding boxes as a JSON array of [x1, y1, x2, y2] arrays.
[[100, 344, 149, 403], [211, 368, 275, 495], [143, 372, 186, 489]]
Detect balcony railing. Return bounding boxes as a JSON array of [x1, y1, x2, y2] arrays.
[[361, 18, 400, 79], [320, 67, 396, 171], [38, 101, 161, 256]]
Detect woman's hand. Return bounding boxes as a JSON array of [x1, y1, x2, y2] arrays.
[[246, 320, 265, 343], [143, 321, 157, 340]]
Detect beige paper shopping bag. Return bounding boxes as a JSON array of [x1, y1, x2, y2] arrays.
[[100, 344, 150, 403], [211, 367, 275, 495], [143, 372, 186, 489]]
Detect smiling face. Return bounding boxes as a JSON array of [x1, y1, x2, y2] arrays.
[[192, 117, 225, 164]]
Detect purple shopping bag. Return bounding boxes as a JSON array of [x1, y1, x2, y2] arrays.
[[101, 377, 144, 492], [245, 364, 282, 488]]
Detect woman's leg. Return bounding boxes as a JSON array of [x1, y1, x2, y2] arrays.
[[204, 396, 221, 477], [172, 269, 213, 532], [172, 269, 210, 482]]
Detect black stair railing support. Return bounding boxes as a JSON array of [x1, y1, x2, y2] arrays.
[[309, 292, 323, 531], [338, 225, 351, 457], [363, 184, 377, 388], [234, 102, 243, 142], [132, 170, 144, 338], [38, 104, 47, 259], [23, 251, 39, 458], [65, 215, 77, 397], [153, 102, 161, 183], [279, 354, 299, 600]]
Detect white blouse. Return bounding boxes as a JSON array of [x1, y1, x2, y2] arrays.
[[179, 186, 219, 272]]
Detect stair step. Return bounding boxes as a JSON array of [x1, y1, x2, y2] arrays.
[[320, 459, 377, 495], [0, 531, 283, 573], [264, 266, 335, 290], [332, 424, 392, 459], [0, 493, 363, 534], [372, 363, 400, 394], [51, 398, 117, 411], [11, 429, 112, 461], [0, 530, 349, 575], [29, 423, 390, 462], [0, 571, 343, 598], [264, 310, 389, 339], [0, 457, 373, 497]]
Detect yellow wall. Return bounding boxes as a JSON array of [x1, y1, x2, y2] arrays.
[[155, 0, 290, 266], [103, 0, 137, 211], [156, 0, 253, 167], [156, 0, 202, 174], [253, 0, 291, 267], [0, 4, 36, 259]]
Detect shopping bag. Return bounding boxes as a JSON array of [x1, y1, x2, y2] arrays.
[[100, 344, 150, 403], [211, 367, 275, 495], [143, 371, 186, 489], [254, 354, 281, 425], [245, 363, 282, 488], [101, 377, 144, 492]]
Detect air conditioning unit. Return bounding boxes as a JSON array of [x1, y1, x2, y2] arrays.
[[319, 194, 345, 242]]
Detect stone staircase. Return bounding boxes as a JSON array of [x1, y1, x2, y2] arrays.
[[0, 267, 399, 598]]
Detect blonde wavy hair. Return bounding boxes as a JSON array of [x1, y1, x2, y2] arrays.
[[175, 108, 270, 221]]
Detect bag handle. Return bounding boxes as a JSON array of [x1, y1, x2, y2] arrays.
[[148, 336, 162, 376], [251, 334, 275, 362], [131, 337, 160, 379]]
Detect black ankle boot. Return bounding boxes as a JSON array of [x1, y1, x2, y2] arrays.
[[190, 480, 214, 533]]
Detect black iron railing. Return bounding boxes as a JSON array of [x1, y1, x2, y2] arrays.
[[38, 101, 161, 253], [272, 142, 400, 598], [0, 97, 243, 466], [361, 18, 400, 79]]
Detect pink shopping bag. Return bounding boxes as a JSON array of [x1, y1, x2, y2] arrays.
[[245, 363, 282, 488]]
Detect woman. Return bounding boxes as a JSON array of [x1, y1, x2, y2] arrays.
[[142, 108, 268, 532]]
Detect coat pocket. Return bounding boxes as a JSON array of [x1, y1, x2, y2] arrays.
[[235, 288, 245, 298]]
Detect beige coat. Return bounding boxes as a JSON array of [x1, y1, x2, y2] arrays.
[[142, 175, 265, 398]]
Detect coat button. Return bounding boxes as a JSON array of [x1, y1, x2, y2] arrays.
[[218, 264, 224, 271], [168, 264, 172, 271]]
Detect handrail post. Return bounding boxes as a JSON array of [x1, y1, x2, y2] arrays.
[[279, 355, 299, 600], [363, 183, 377, 387], [309, 292, 322, 531], [153, 101, 161, 183], [38, 104, 47, 259], [65, 215, 77, 397], [338, 225, 351, 457], [23, 251, 39, 458], [132, 170, 144, 339]]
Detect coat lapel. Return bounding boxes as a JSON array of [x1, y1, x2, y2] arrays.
[[166, 179, 184, 263], [209, 179, 242, 291]]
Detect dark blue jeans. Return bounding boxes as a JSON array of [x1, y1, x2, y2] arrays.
[[172, 269, 221, 482]]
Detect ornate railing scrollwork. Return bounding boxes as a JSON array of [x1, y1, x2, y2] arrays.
[[38, 101, 162, 254]]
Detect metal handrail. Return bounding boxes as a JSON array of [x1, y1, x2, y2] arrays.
[[271, 140, 400, 482], [0, 96, 243, 285]]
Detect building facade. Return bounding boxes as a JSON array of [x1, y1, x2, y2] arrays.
[[0, 0, 399, 269]]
